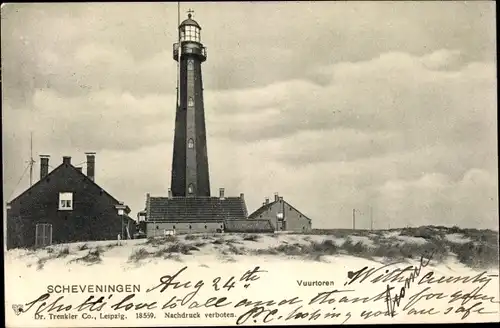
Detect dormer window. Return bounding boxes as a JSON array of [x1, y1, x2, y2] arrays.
[[59, 192, 73, 210]]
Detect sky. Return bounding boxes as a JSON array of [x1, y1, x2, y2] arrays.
[[1, 2, 497, 230]]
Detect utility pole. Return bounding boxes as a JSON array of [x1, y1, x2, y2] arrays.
[[28, 132, 35, 186], [352, 208, 356, 230], [370, 206, 373, 231]]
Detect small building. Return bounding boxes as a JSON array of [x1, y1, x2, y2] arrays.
[[248, 193, 312, 233], [142, 188, 248, 236], [6, 154, 136, 249]]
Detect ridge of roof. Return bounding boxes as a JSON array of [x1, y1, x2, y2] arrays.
[[248, 201, 277, 218], [248, 199, 312, 222], [8, 161, 128, 213]]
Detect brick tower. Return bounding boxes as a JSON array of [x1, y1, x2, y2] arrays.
[[170, 11, 210, 197]]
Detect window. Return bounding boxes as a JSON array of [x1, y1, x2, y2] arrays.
[[187, 60, 194, 70], [188, 184, 194, 194], [188, 97, 194, 107], [173, 225, 176, 229], [205, 225, 207, 229], [183, 25, 200, 42], [189, 225, 192, 229], [188, 139, 194, 149], [156, 226, 159, 230], [59, 192, 73, 210]]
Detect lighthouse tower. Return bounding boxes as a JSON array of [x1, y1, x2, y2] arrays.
[[171, 11, 210, 197]]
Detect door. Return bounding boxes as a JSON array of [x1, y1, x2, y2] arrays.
[[35, 223, 53, 248]]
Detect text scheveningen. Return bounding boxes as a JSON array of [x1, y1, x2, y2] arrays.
[[47, 285, 141, 294]]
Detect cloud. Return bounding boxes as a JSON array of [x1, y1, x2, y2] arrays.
[[3, 89, 176, 153], [2, 3, 497, 230]]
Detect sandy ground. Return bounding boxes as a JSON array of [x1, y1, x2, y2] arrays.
[[4, 231, 500, 327]]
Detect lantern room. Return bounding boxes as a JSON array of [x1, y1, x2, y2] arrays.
[[180, 13, 201, 43], [173, 11, 207, 62]]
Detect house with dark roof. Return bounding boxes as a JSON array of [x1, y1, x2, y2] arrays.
[[140, 188, 251, 235], [6, 154, 136, 249], [248, 193, 312, 233]]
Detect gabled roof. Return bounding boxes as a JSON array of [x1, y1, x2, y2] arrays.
[[248, 198, 312, 222], [8, 161, 130, 214], [148, 196, 247, 221], [248, 201, 276, 219], [224, 219, 274, 233]]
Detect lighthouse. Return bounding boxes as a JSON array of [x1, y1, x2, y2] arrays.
[[170, 10, 211, 197], [140, 9, 254, 236]]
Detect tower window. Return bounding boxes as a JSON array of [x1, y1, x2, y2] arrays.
[[187, 60, 194, 70], [188, 97, 194, 107], [188, 184, 194, 194], [188, 138, 194, 149]]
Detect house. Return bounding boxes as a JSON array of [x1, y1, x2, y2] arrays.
[[140, 188, 248, 236], [248, 193, 312, 233], [6, 153, 136, 249]]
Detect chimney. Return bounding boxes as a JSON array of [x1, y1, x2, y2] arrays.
[[274, 192, 279, 202], [75, 167, 83, 173], [279, 196, 283, 202], [62, 156, 71, 165], [240, 193, 248, 217], [40, 155, 50, 180], [85, 152, 96, 181], [265, 197, 270, 205], [168, 188, 173, 199], [219, 188, 225, 199]]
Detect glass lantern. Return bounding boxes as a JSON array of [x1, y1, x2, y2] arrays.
[[180, 24, 201, 43]]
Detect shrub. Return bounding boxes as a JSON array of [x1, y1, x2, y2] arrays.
[[145, 235, 177, 246], [56, 247, 70, 258], [308, 239, 338, 255], [453, 242, 499, 269], [400, 227, 436, 240], [341, 240, 369, 256], [129, 248, 151, 262], [372, 241, 445, 263], [71, 248, 102, 265], [163, 242, 199, 255], [227, 244, 247, 255], [184, 235, 199, 241], [243, 234, 260, 242], [78, 244, 89, 251]]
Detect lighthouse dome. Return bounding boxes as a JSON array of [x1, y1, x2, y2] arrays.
[[180, 14, 201, 29]]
